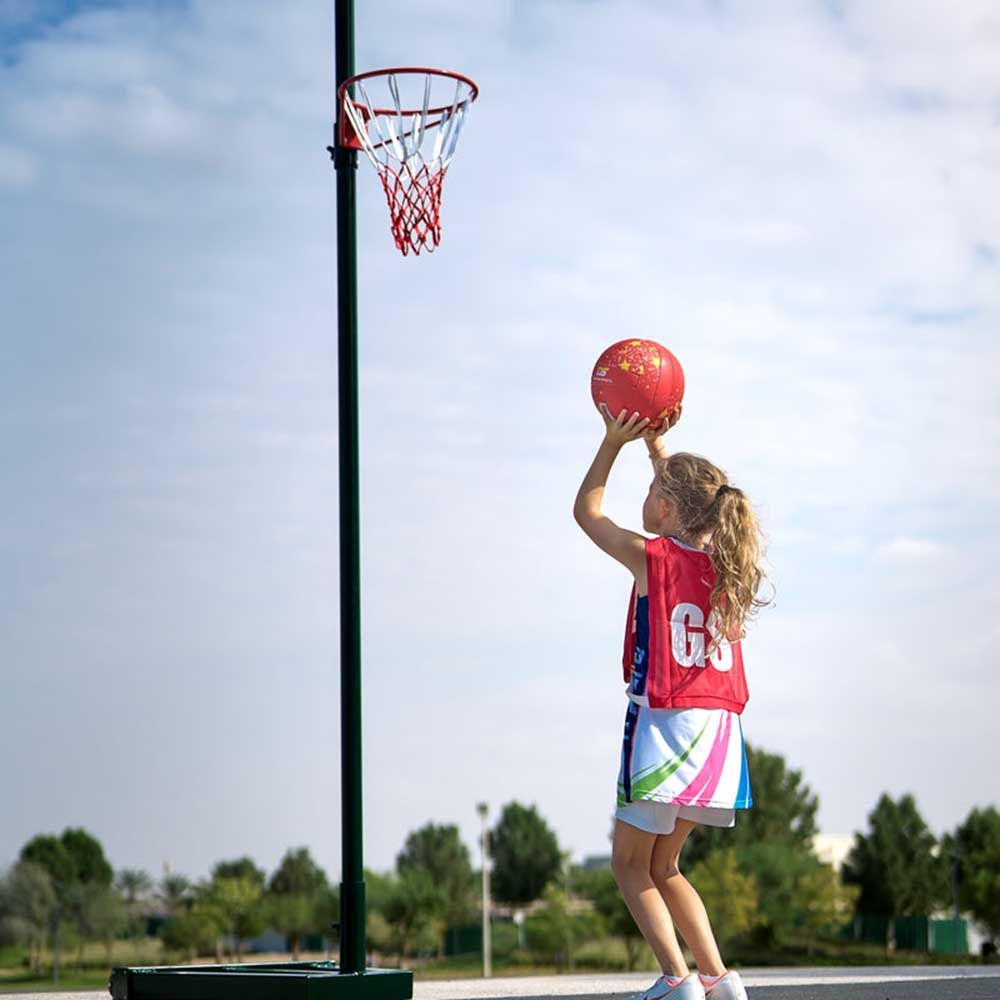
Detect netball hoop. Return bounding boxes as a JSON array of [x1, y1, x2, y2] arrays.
[[335, 67, 479, 256]]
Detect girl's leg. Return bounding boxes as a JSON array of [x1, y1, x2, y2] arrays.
[[610, 819, 689, 978], [650, 819, 727, 977]]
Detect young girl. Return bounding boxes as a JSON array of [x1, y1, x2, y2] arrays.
[[573, 404, 768, 1000]]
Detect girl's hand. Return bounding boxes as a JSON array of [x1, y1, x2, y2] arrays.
[[599, 404, 650, 447], [643, 403, 681, 459], [643, 403, 683, 442]]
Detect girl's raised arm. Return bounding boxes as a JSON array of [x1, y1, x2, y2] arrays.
[[573, 406, 648, 576]]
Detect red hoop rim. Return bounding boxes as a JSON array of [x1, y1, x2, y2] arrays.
[[337, 66, 480, 116]]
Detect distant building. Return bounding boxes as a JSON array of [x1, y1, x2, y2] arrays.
[[812, 833, 854, 872]]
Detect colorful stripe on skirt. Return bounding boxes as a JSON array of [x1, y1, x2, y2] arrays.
[[617, 703, 753, 809]]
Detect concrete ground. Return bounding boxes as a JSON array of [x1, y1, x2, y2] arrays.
[[8, 966, 999, 1000], [412, 968, 999, 999]]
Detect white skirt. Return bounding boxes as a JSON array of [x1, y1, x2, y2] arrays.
[[615, 701, 752, 835], [616, 799, 736, 835]]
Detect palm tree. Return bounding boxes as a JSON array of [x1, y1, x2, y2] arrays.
[[115, 869, 154, 957], [115, 869, 154, 907], [159, 874, 193, 917]]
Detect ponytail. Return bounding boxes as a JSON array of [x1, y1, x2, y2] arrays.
[[708, 485, 768, 643], [654, 454, 771, 644]]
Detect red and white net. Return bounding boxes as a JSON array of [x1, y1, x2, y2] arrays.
[[340, 69, 477, 256]]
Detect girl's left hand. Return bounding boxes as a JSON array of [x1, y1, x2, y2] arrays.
[[643, 403, 683, 442], [599, 404, 650, 446]]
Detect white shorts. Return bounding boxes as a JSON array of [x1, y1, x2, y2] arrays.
[[615, 799, 736, 835]]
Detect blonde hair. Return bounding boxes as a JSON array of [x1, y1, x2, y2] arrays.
[[654, 452, 770, 643]]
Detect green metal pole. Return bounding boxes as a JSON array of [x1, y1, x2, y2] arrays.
[[333, 0, 365, 976]]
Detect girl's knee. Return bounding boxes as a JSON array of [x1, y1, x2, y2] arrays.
[[611, 847, 649, 883], [652, 861, 681, 885], [611, 821, 656, 883], [649, 847, 682, 885]]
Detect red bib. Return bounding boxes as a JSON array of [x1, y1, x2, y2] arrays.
[[622, 536, 749, 713]]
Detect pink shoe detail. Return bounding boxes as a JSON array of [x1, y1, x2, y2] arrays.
[[631, 974, 705, 1000], [700, 970, 747, 1000]]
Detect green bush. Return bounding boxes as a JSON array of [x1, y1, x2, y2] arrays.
[[490, 920, 519, 957]]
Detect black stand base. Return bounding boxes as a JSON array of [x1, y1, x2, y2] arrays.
[[109, 961, 413, 1000]]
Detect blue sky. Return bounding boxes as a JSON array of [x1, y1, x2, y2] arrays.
[[1, 0, 998, 887]]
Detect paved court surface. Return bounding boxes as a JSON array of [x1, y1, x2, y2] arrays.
[[8, 967, 1000, 1000], [412, 967, 999, 1000], [413, 965, 1000, 1000]]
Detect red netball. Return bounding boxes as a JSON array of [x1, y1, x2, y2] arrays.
[[590, 339, 685, 430]]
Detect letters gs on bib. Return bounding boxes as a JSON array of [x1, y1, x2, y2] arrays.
[[670, 603, 734, 672]]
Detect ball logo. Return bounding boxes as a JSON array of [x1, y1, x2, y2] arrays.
[[669, 602, 733, 672]]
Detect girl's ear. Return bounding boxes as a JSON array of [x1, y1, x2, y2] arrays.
[[657, 497, 673, 529]]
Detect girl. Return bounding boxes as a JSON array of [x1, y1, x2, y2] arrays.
[[573, 404, 768, 1000]]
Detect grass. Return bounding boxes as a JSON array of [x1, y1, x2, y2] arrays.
[[0, 939, 168, 994]]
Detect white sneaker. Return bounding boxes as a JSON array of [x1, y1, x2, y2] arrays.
[[700, 970, 747, 1000], [630, 974, 705, 1000]]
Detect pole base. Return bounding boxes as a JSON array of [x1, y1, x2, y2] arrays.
[[110, 961, 412, 1000]]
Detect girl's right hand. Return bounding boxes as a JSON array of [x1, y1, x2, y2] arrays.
[[599, 404, 650, 447]]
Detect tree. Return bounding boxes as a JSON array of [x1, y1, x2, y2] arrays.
[[266, 895, 318, 960], [948, 805, 1000, 944], [730, 841, 822, 947], [207, 876, 266, 960], [67, 883, 126, 969], [60, 829, 113, 888], [0, 861, 55, 974], [314, 883, 340, 953], [843, 793, 949, 949], [360, 869, 394, 956], [116, 869, 154, 905], [266, 848, 329, 959], [116, 868, 154, 946], [269, 848, 327, 896], [363, 869, 395, 916], [161, 903, 225, 963], [797, 864, 860, 954], [683, 745, 819, 867], [21, 829, 113, 895], [491, 802, 562, 904], [159, 874, 193, 917], [524, 882, 600, 970], [396, 823, 476, 942], [581, 867, 647, 971], [204, 858, 267, 957], [687, 849, 760, 948], [381, 869, 447, 959], [212, 857, 266, 888], [366, 910, 392, 959], [19, 835, 74, 898]]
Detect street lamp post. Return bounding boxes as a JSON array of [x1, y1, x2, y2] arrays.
[[477, 802, 491, 978]]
